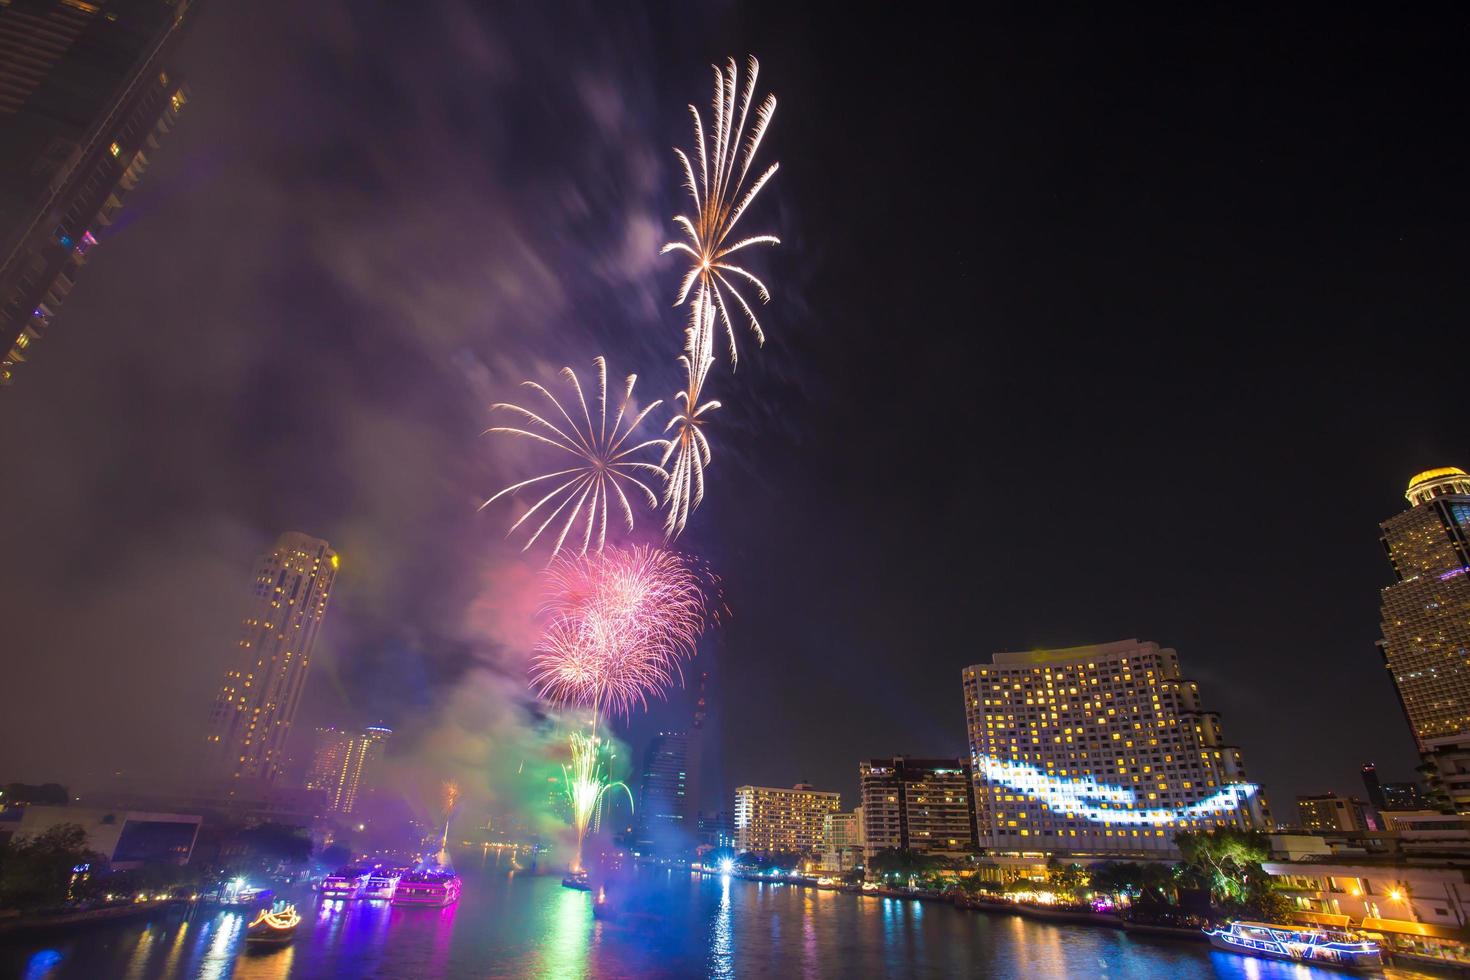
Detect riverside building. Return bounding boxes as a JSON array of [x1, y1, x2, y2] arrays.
[[305, 725, 391, 814], [859, 757, 978, 857], [962, 638, 1267, 856], [0, 0, 199, 385], [1377, 467, 1470, 811], [204, 532, 339, 786], [733, 784, 840, 857]]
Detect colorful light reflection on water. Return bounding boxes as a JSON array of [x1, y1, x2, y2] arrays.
[[0, 855, 1431, 979]]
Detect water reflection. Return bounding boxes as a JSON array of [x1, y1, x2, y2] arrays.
[[0, 866, 1429, 979], [707, 874, 733, 979]]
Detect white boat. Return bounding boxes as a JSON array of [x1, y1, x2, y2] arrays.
[[1205, 920, 1383, 970], [391, 870, 462, 907]]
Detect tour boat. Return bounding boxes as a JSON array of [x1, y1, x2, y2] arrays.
[[321, 866, 373, 900], [359, 867, 405, 901], [245, 904, 301, 946], [391, 869, 462, 907], [561, 870, 591, 891], [1204, 920, 1383, 970]]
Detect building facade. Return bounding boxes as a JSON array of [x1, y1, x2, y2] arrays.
[[733, 784, 840, 857], [1297, 793, 1371, 833], [305, 725, 390, 814], [859, 757, 977, 857], [0, 806, 200, 870], [0, 0, 199, 385], [1377, 467, 1470, 812], [962, 639, 1267, 856], [205, 532, 339, 786], [820, 808, 865, 872], [635, 731, 691, 854]]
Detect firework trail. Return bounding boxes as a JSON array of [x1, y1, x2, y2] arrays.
[[440, 781, 460, 852], [481, 356, 668, 556], [662, 55, 780, 367], [660, 293, 721, 538], [563, 732, 632, 873], [530, 544, 710, 720]]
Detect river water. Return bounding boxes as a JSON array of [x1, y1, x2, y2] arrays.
[[0, 853, 1434, 978]]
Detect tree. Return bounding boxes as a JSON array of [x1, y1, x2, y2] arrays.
[[0, 824, 101, 910], [2, 783, 69, 807], [1090, 861, 1175, 904], [1175, 828, 1286, 919], [232, 823, 312, 874], [1045, 860, 1088, 901]]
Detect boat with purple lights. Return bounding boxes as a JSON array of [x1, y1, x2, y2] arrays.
[[1204, 920, 1383, 970], [391, 869, 462, 907]]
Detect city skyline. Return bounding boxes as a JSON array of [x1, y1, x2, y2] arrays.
[[0, 0, 1464, 824]]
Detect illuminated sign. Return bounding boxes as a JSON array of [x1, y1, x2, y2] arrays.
[[977, 756, 1258, 827]]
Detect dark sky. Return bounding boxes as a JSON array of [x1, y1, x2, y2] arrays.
[[1, 2, 1467, 819]]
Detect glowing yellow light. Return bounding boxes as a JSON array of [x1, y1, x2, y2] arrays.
[[1387, 887, 1405, 902], [1408, 467, 1467, 491], [330, 553, 339, 569]]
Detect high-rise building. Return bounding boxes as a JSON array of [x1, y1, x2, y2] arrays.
[[821, 809, 864, 872], [634, 731, 691, 854], [0, 0, 199, 386], [305, 725, 390, 814], [1377, 467, 1470, 811], [204, 532, 339, 786], [1296, 793, 1370, 833], [962, 639, 1267, 856], [733, 783, 841, 857], [859, 757, 978, 857], [697, 810, 734, 851]]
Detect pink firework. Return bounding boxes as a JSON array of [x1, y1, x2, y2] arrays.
[[530, 545, 711, 718]]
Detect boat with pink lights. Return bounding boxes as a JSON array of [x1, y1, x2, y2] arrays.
[[391, 869, 462, 907]]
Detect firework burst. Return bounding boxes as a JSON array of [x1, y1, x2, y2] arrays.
[[661, 294, 720, 538], [530, 545, 710, 719], [663, 55, 780, 366], [563, 732, 631, 872], [482, 356, 668, 556]]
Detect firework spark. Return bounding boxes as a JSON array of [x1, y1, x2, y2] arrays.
[[440, 781, 460, 852], [662, 55, 780, 366], [482, 357, 668, 556], [530, 545, 709, 719], [661, 293, 720, 538], [564, 732, 631, 873]]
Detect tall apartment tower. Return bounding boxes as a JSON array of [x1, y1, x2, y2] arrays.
[[634, 731, 691, 854], [859, 757, 978, 857], [1377, 467, 1470, 810], [962, 639, 1267, 856], [205, 532, 339, 786], [305, 726, 391, 814], [0, 0, 199, 385]]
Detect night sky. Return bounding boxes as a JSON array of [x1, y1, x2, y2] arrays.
[[1, 2, 1467, 819]]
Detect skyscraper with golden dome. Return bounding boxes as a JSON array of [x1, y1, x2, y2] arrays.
[[1378, 467, 1470, 810]]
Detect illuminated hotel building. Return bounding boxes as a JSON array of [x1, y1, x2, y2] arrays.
[[205, 532, 339, 786], [1377, 467, 1470, 810], [859, 757, 978, 857], [305, 725, 391, 814], [962, 639, 1267, 856], [733, 784, 840, 857], [0, 0, 198, 386]]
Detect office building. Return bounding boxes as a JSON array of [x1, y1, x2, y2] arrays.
[[1377, 467, 1470, 811], [204, 532, 339, 786], [821, 808, 864, 872], [1362, 763, 1431, 813], [733, 783, 840, 857], [305, 725, 391, 814], [634, 731, 691, 854], [859, 757, 977, 857], [0, 0, 199, 385], [963, 638, 1267, 856], [0, 806, 200, 870], [1297, 793, 1371, 833], [697, 810, 734, 851]]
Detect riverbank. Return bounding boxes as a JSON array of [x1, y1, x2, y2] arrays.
[[700, 869, 1208, 942], [0, 899, 186, 937]]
